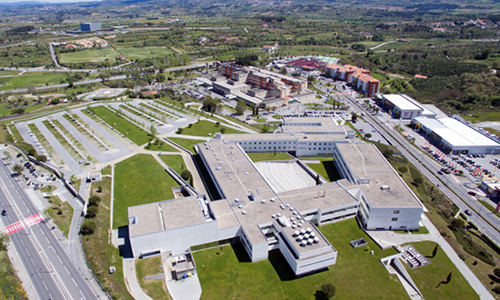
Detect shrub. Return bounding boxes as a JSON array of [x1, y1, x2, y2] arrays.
[[493, 286, 500, 294], [97, 185, 102, 193], [215, 122, 220, 127], [85, 206, 98, 218], [181, 170, 192, 181], [220, 128, 226, 134], [398, 166, 408, 173], [81, 220, 97, 235], [88, 195, 101, 207], [176, 127, 183, 134], [37, 155, 47, 162]]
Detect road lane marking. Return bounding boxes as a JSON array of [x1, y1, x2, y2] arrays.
[[72, 277, 78, 287], [30, 258, 35, 266], [79, 290, 86, 299], [64, 266, 70, 275], [57, 255, 62, 264], [42, 281, 48, 290]]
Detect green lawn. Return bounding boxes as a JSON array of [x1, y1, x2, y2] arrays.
[[45, 196, 73, 237], [479, 200, 500, 217], [393, 226, 430, 234], [89, 106, 152, 146], [83, 173, 134, 300], [136, 256, 172, 300], [461, 112, 500, 123], [0, 70, 21, 76], [159, 154, 186, 175], [59, 48, 121, 64], [178, 120, 246, 137], [166, 137, 205, 152], [404, 241, 479, 300], [113, 154, 179, 229], [0, 251, 28, 300], [145, 139, 179, 152], [116, 46, 175, 60], [304, 158, 342, 182], [195, 218, 407, 300], [247, 152, 293, 162], [0, 72, 67, 91]]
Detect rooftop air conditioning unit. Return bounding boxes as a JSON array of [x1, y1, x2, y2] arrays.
[[380, 185, 391, 190]]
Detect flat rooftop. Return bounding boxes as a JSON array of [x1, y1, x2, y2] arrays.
[[281, 118, 354, 135], [128, 196, 207, 237], [414, 117, 499, 148], [278, 182, 357, 213], [383, 94, 422, 112], [221, 133, 351, 142], [336, 143, 422, 208], [255, 161, 317, 193]]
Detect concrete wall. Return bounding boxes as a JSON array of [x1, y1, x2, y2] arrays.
[[363, 206, 423, 231], [131, 221, 219, 257]]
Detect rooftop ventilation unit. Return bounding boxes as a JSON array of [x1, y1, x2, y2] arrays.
[[313, 237, 320, 243], [272, 214, 276, 218], [380, 185, 391, 190], [235, 198, 239, 202], [238, 204, 244, 209], [242, 210, 247, 215], [306, 227, 312, 233], [270, 198, 275, 202], [261, 199, 266, 204]]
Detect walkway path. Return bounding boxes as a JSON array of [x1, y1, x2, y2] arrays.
[[123, 258, 154, 300], [367, 215, 494, 300]]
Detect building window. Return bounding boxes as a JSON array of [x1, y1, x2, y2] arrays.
[[393, 210, 400, 214], [309, 148, 311, 150], [391, 217, 398, 222]]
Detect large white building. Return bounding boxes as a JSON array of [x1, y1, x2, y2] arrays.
[[128, 131, 424, 276], [380, 94, 437, 120], [412, 116, 500, 155]]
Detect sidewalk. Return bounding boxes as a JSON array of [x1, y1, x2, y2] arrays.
[[123, 258, 154, 300], [367, 216, 494, 300]]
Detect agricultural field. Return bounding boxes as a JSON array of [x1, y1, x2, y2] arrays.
[[0, 72, 68, 91], [115, 46, 175, 60]]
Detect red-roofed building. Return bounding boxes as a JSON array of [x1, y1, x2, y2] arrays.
[[286, 58, 326, 71], [326, 63, 379, 97]]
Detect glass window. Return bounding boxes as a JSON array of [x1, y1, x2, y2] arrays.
[[391, 217, 398, 221], [393, 210, 400, 214]]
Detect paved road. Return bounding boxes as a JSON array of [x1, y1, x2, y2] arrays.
[[336, 89, 500, 246], [0, 157, 97, 299], [0, 181, 65, 300]]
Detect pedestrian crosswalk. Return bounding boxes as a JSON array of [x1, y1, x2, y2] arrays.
[[5, 221, 24, 235], [25, 213, 43, 226]]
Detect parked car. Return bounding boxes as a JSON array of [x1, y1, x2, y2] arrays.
[[1, 210, 6, 216], [468, 191, 477, 196], [464, 210, 472, 216]]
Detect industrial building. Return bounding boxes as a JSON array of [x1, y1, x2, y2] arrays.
[[128, 130, 424, 276], [379, 94, 437, 120], [80, 22, 102, 32], [325, 64, 380, 98], [201, 64, 316, 108], [412, 116, 500, 155]]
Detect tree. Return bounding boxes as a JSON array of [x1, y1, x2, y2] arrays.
[[314, 284, 336, 300], [351, 113, 358, 123], [181, 170, 192, 182], [235, 100, 246, 115], [364, 133, 372, 139], [432, 244, 439, 258], [37, 155, 47, 162], [88, 195, 101, 207], [0, 233, 11, 251], [150, 124, 157, 136], [4, 151, 11, 161], [398, 166, 408, 173], [451, 218, 465, 231], [176, 127, 183, 134], [85, 206, 98, 218], [316, 174, 321, 185], [493, 268, 500, 279], [12, 164, 23, 174], [81, 220, 97, 235], [220, 128, 226, 134]]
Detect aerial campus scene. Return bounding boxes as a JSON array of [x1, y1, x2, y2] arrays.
[[2, 1, 500, 300]]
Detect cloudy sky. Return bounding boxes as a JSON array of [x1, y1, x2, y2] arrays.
[[4, 0, 101, 3]]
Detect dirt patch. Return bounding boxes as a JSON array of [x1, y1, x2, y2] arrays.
[[74, 37, 107, 48]]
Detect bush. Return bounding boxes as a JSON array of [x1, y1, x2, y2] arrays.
[[220, 128, 226, 134], [398, 166, 408, 173], [215, 122, 220, 127], [85, 206, 98, 218], [181, 170, 192, 181], [97, 185, 102, 193], [176, 127, 183, 134], [314, 284, 336, 300], [493, 286, 500, 294], [37, 155, 47, 162], [81, 220, 96, 235], [88, 195, 101, 207]]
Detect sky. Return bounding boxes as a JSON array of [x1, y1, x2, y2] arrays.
[[3, 0, 101, 3]]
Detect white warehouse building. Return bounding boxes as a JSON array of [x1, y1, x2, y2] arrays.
[[412, 116, 500, 155]]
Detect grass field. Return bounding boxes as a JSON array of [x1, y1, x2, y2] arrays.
[[194, 218, 407, 300], [136, 256, 172, 300], [479, 200, 500, 217], [0, 70, 21, 76], [0, 72, 67, 91], [404, 241, 479, 300], [82, 172, 134, 299], [45, 196, 73, 237], [302, 157, 342, 182], [247, 152, 293, 162], [0, 251, 28, 300], [166, 137, 205, 151], [59, 48, 121, 63], [462, 112, 500, 123], [116, 46, 175, 60], [178, 120, 246, 137], [113, 154, 179, 229], [89, 106, 152, 146], [145, 139, 179, 152], [159, 154, 186, 175]]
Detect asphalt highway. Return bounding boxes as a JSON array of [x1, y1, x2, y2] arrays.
[[0, 158, 97, 300], [334, 87, 500, 246]]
